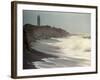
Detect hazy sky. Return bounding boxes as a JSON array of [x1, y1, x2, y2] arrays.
[[23, 10, 91, 34]]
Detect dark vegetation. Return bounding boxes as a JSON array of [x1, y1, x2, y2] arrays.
[[23, 24, 69, 43]]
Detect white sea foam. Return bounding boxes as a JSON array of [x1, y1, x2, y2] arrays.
[[31, 35, 91, 68]]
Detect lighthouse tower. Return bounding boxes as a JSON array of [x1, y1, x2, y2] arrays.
[[37, 15, 40, 26]]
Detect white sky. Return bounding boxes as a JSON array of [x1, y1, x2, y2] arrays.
[[23, 10, 91, 34]]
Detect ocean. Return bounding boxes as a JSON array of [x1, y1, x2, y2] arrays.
[[30, 34, 91, 68]]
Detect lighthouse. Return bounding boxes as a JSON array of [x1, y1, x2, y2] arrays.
[[37, 15, 40, 26]]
